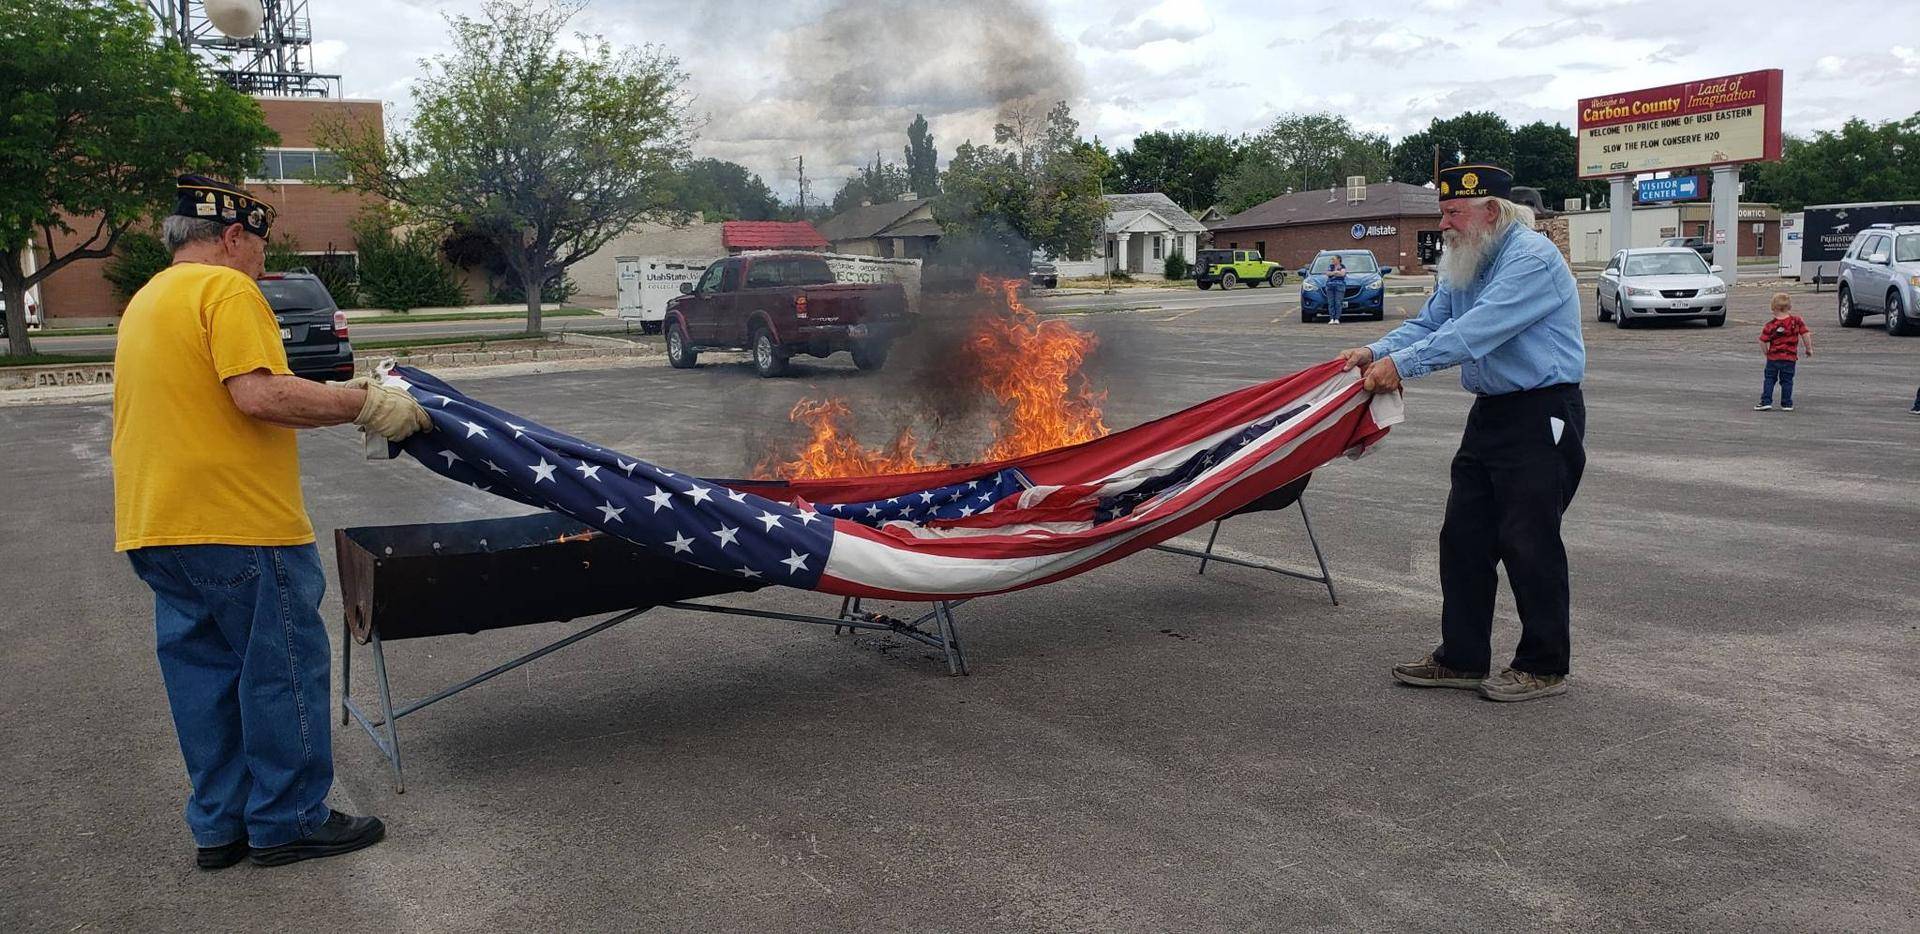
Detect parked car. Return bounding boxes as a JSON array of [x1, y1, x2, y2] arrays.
[[1661, 236, 1715, 260], [256, 271, 354, 380], [1595, 248, 1727, 328], [664, 252, 913, 377], [1029, 257, 1059, 290], [1299, 250, 1391, 322], [1193, 249, 1284, 290], [1835, 223, 1920, 335], [0, 292, 40, 338]]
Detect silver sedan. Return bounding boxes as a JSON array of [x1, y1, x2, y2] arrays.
[[1596, 247, 1729, 328]]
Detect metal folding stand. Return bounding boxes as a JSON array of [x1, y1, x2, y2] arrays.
[[1147, 491, 1339, 606], [340, 598, 971, 793]]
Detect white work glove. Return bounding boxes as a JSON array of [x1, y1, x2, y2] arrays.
[[344, 376, 432, 442]]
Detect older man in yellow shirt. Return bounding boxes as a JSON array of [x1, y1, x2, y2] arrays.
[[113, 176, 428, 870]]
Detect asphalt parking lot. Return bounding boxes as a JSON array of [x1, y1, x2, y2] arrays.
[[2, 281, 1916, 932]]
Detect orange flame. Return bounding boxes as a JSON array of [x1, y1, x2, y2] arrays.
[[756, 277, 1108, 481]]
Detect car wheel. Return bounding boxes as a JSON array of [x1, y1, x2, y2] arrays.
[[1300, 308, 1314, 323], [1266, 270, 1282, 288], [1615, 309, 1633, 329], [1221, 271, 1238, 289], [665, 319, 697, 369], [1596, 290, 1612, 322], [1707, 314, 1725, 327], [1838, 287, 1861, 327], [1889, 292, 1915, 336], [1197, 280, 1212, 290], [851, 340, 889, 371], [751, 327, 787, 377]]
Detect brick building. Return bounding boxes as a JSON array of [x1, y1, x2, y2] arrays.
[[37, 96, 385, 325], [1208, 182, 1442, 274]]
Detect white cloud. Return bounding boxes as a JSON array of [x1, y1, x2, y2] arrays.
[[1646, 42, 1696, 65], [1081, 0, 1214, 51], [1499, 19, 1601, 50], [1319, 19, 1455, 60]]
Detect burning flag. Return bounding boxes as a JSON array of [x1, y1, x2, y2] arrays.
[[381, 361, 1402, 600], [756, 277, 1107, 480]]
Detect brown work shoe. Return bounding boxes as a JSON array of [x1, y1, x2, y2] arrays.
[[1478, 667, 1567, 703], [1391, 653, 1487, 689]]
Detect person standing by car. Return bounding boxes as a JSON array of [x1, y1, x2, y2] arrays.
[[114, 176, 431, 870], [1324, 255, 1348, 324], [1755, 292, 1811, 411], [1335, 163, 1586, 703]]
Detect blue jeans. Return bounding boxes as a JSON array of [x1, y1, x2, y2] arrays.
[[1325, 279, 1346, 321], [127, 544, 334, 848], [1761, 359, 1796, 407]]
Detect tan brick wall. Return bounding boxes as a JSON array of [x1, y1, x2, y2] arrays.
[[36, 97, 384, 322]]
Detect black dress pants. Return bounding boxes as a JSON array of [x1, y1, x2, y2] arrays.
[[1434, 383, 1586, 676]]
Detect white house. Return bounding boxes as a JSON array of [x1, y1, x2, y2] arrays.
[[1053, 193, 1208, 279]]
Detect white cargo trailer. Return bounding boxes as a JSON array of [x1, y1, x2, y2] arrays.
[[1778, 212, 1802, 279]]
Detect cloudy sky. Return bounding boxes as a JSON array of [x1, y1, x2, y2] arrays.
[[304, 0, 1920, 199]]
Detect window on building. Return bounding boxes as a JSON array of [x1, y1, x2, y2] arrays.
[[249, 148, 350, 184], [1152, 236, 1163, 259], [1228, 242, 1238, 249], [1255, 241, 1266, 259]]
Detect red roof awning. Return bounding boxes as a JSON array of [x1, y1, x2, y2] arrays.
[[722, 221, 829, 251]]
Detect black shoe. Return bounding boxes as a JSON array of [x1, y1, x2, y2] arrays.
[[249, 810, 385, 867], [195, 838, 250, 871]]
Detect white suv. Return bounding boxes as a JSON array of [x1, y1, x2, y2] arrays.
[[1836, 224, 1920, 336]]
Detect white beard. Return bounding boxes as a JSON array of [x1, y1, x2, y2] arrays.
[[1437, 225, 1498, 288]]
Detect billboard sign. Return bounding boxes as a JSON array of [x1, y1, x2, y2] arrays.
[[1799, 202, 1920, 266], [1577, 69, 1784, 178], [1636, 174, 1707, 203]]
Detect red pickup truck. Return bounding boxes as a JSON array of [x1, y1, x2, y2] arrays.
[[663, 253, 912, 377]]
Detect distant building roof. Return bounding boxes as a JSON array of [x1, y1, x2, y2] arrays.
[[1103, 192, 1208, 234], [721, 221, 828, 251], [816, 199, 941, 243], [1213, 182, 1440, 232]]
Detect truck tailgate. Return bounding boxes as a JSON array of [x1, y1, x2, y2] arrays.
[[797, 283, 908, 323]]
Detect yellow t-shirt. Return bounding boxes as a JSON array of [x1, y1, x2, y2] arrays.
[[112, 263, 314, 551]]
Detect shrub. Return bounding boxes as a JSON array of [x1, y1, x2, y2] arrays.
[[351, 211, 465, 311], [103, 231, 171, 299], [1163, 252, 1190, 281]]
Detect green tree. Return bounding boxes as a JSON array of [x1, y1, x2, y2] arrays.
[[904, 113, 940, 198], [102, 231, 172, 301], [1220, 113, 1389, 212], [830, 158, 911, 214], [1511, 120, 1605, 210], [666, 158, 781, 221], [0, 0, 275, 354], [934, 102, 1109, 273], [1112, 131, 1242, 211], [1743, 115, 1920, 211], [1389, 111, 1515, 187], [320, 0, 696, 332], [352, 209, 464, 312]]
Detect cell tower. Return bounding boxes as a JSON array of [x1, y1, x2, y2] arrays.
[[149, 0, 341, 97]]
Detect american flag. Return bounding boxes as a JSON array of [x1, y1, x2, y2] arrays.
[[383, 362, 1402, 600]]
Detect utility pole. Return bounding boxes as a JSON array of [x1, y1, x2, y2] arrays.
[[1432, 143, 1439, 186]]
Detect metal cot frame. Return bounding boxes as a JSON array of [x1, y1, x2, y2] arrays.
[[341, 494, 1334, 793]]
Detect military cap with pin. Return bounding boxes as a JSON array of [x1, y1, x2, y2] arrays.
[[174, 174, 276, 237], [1436, 164, 1513, 202]]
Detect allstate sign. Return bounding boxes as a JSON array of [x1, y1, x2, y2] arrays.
[[1351, 223, 1397, 240], [1637, 175, 1705, 203]]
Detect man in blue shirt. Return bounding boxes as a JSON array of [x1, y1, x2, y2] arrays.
[[1336, 164, 1587, 702]]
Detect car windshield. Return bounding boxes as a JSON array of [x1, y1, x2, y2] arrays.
[[745, 257, 836, 288], [1625, 252, 1711, 276], [1898, 235, 1920, 263], [1311, 254, 1377, 274], [257, 278, 333, 311]]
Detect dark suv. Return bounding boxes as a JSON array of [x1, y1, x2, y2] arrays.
[[257, 272, 354, 381]]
